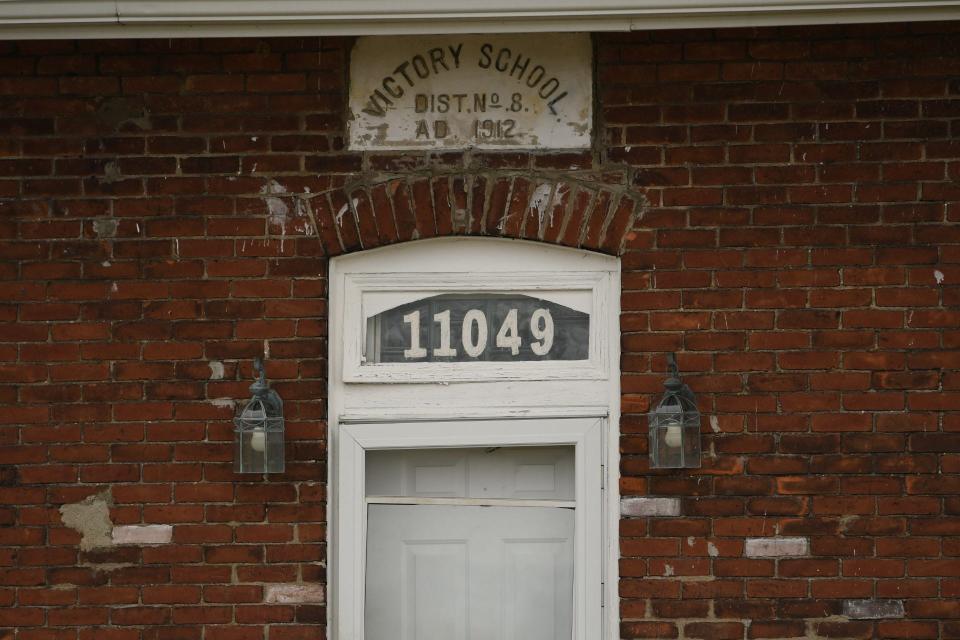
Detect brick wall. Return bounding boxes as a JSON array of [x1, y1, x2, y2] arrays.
[[0, 21, 958, 640], [604, 23, 960, 640]]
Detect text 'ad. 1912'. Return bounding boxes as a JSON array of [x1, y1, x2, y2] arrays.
[[348, 34, 593, 150]]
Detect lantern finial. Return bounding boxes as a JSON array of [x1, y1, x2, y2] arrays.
[[665, 353, 682, 391], [250, 357, 268, 396]]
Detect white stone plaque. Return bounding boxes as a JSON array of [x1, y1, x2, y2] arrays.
[[349, 34, 592, 150]]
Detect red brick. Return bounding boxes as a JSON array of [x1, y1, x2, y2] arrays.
[[143, 585, 201, 604]]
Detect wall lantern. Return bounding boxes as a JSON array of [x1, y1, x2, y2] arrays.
[[234, 358, 285, 474], [648, 353, 701, 469]]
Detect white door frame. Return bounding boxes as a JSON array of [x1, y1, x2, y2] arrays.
[[335, 417, 603, 640], [327, 238, 621, 639]]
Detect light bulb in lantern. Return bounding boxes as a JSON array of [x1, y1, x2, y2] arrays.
[[250, 429, 266, 452], [664, 424, 683, 449]]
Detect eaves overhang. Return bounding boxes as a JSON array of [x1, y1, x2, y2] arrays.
[[1, 0, 959, 39]]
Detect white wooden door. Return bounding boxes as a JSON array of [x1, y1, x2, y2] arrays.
[[365, 504, 574, 640], [334, 418, 606, 640]]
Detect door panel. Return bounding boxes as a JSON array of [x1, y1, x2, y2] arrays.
[[402, 541, 468, 640], [365, 504, 574, 640], [365, 446, 575, 500], [503, 539, 570, 640]]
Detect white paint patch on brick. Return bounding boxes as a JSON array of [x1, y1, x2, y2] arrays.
[[843, 599, 904, 619], [934, 269, 945, 285], [261, 180, 291, 237], [209, 398, 234, 409], [264, 583, 325, 604], [745, 537, 809, 557], [621, 497, 681, 517], [709, 415, 720, 433], [111, 524, 173, 545], [102, 160, 122, 183], [208, 361, 224, 380], [93, 218, 118, 238], [335, 199, 357, 225], [59, 490, 112, 551], [528, 183, 554, 230]]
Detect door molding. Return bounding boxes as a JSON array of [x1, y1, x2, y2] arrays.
[[328, 238, 622, 638], [333, 417, 603, 640]]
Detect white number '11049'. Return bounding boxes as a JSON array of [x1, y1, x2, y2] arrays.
[[402, 308, 554, 359]]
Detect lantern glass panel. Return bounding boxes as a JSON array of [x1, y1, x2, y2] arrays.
[[234, 396, 285, 474], [648, 394, 701, 469]]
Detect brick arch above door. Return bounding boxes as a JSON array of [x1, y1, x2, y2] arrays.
[[306, 172, 644, 257]]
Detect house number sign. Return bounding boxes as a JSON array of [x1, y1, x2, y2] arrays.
[[365, 294, 589, 364], [349, 34, 592, 150]]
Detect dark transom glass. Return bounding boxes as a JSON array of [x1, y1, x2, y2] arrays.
[[365, 293, 589, 364]]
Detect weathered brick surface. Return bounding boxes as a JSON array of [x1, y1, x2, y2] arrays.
[[744, 537, 810, 558], [112, 524, 174, 545], [0, 22, 958, 639], [610, 22, 960, 639], [622, 497, 682, 517], [842, 598, 905, 619]]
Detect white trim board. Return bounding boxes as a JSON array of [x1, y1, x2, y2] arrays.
[[1, 1, 959, 39]]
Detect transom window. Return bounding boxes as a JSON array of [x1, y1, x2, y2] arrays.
[[341, 268, 608, 382], [365, 293, 590, 363]]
